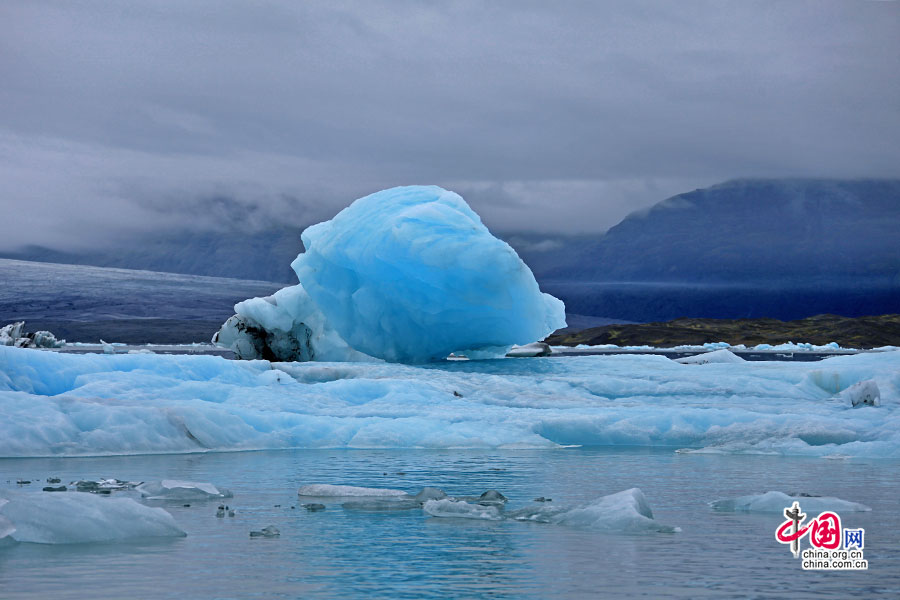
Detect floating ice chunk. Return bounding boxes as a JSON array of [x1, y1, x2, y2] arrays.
[[710, 491, 871, 513], [676, 349, 744, 365], [0, 322, 64, 348], [510, 488, 678, 533], [341, 499, 419, 511], [297, 484, 407, 498], [74, 479, 140, 493], [250, 525, 280, 537], [136, 480, 233, 500], [290, 186, 566, 362], [842, 380, 881, 407], [215, 285, 369, 362], [506, 343, 552, 358], [477, 490, 508, 505], [0, 492, 185, 544], [342, 487, 448, 511], [423, 499, 504, 520], [413, 487, 448, 503], [0, 322, 24, 346]]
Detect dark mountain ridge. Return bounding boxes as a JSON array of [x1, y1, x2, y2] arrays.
[[4, 178, 899, 322]]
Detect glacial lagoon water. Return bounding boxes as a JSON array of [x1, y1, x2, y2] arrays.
[[2, 447, 898, 599]]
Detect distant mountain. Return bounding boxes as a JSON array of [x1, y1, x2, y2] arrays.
[[539, 179, 900, 321], [3, 228, 306, 284], [548, 178, 900, 283], [4, 179, 898, 322]]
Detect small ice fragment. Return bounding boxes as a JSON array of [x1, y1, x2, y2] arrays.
[[710, 491, 871, 513], [506, 342, 552, 357], [842, 380, 880, 407], [136, 480, 232, 500], [297, 484, 407, 497], [478, 490, 508, 506], [423, 499, 504, 520], [510, 488, 678, 533], [250, 525, 280, 537], [413, 487, 448, 503], [675, 349, 744, 365]]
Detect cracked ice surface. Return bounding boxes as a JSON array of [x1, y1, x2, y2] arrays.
[[0, 346, 898, 457]]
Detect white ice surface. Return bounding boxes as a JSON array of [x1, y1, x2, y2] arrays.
[[1, 346, 898, 457], [710, 491, 871, 513], [297, 484, 407, 497], [0, 492, 185, 544]]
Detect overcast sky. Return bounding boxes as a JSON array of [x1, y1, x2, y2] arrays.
[[2, 0, 898, 250]]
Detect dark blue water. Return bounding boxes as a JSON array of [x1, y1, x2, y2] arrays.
[[1, 448, 897, 599]]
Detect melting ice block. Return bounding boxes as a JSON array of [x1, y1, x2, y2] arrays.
[[220, 186, 565, 362], [0, 492, 185, 544]]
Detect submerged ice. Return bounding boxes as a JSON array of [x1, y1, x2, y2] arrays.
[[217, 186, 565, 363]]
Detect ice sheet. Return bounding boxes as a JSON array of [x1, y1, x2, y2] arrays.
[[1, 346, 898, 457]]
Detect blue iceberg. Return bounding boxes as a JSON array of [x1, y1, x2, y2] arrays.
[[217, 186, 566, 363]]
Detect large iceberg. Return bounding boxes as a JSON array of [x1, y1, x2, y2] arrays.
[[1, 346, 898, 457], [217, 186, 566, 363]]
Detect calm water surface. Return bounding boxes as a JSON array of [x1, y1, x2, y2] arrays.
[[1, 448, 898, 599]]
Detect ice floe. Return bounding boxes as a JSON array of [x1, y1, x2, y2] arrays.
[[1, 346, 898, 457], [297, 484, 408, 498], [136, 480, 233, 500], [425, 488, 678, 533], [0, 492, 185, 544], [710, 491, 871, 513]]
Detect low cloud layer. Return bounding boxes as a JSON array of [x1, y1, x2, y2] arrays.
[[1, 1, 898, 249]]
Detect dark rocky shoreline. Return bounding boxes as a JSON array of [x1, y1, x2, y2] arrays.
[[546, 313, 900, 349]]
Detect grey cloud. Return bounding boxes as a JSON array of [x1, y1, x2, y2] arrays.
[[1, 0, 898, 250]]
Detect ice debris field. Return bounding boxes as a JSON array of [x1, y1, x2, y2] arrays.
[[1, 344, 898, 458]]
